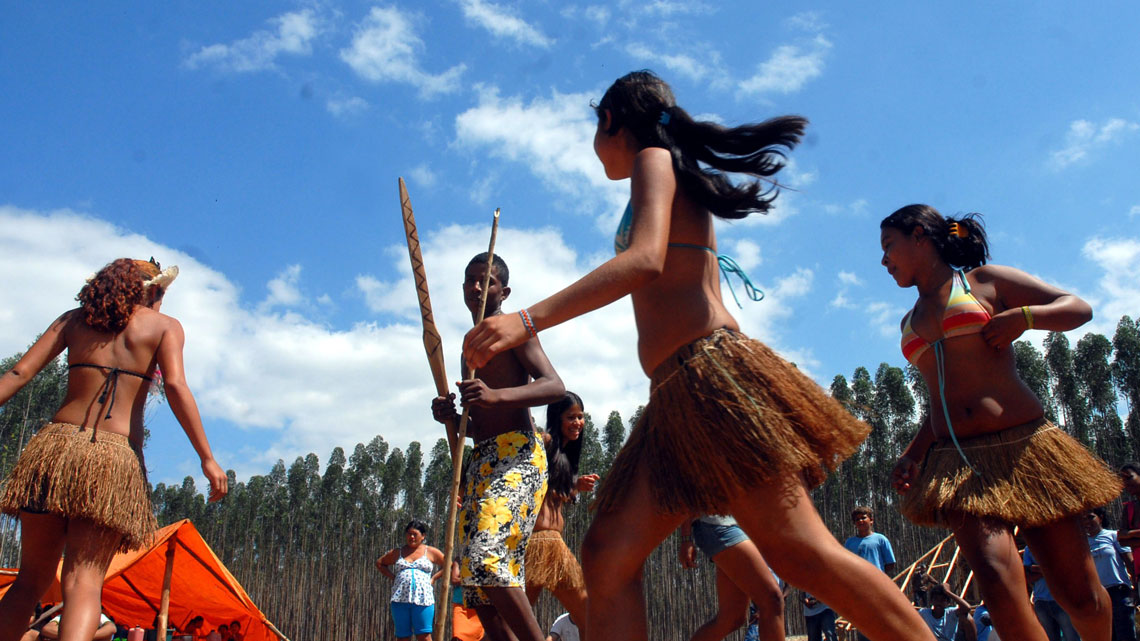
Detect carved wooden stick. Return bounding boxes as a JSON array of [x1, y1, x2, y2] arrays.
[[398, 178, 458, 641]]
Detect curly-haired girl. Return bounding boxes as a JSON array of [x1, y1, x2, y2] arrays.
[[0, 258, 227, 641]]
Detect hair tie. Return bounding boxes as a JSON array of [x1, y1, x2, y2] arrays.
[[658, 110, 671, 126], [948, 222, 968, 238]]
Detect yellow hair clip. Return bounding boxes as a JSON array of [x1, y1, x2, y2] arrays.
[[948, 222, 968, 238]]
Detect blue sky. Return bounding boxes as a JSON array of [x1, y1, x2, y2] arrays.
[[2, 1, 1138, 487]]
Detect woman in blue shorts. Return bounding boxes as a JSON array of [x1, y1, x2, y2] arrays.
[[678, 515, 786, 641], [377, 520, 445, 641]]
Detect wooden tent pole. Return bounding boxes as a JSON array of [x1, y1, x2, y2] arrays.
[[263, 620, 293, 641], [157, 537, 176, 639]]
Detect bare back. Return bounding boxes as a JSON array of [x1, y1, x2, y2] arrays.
[[53, 306, 172, 447], [631, 188, 739, 375]]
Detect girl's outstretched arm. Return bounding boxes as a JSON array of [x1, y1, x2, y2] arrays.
[[156, 316, 228, 501], [0, 311, 72, 407], [975, 264, 1093, 349], [464, 148, 675, 369]]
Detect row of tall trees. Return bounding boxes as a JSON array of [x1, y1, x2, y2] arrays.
[[1, 316, 1138, 639]]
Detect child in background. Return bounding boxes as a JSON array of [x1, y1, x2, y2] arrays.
[[918, 583, 975, 641], [844, 507, 897, 576], [1083, 507, 1136, 641]]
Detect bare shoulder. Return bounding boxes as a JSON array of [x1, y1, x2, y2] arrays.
[[967, 263, 1021, 284]]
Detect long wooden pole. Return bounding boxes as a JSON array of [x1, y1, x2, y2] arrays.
[[157, 538, 176, 640], [435, 208, 500, 640]]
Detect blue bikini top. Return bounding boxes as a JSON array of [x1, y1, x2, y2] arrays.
[[614, 200, 764, 307]]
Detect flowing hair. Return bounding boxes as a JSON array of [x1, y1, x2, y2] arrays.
[[76, 259, 162, 332], [594, 70, 807, 220], [880, 204, 990, 270], [545, 391, 584, 501]]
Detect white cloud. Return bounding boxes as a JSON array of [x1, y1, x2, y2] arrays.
[[454, 86, 626, 229], [409, 163, 438, 188], [738, 35, 832, 96], [1081, 236, 1140, 335], [326, 95, 368, 118], [1049, 118, 1139, 170], [584, 6, 610, 24], [624, 43, 715, 83], [630, 0, 713, 16], [340, 7, 465, 98], [831, 270, 862, 309], [458, 0, 552, 48], [866, 300, 905, 338], [185, 9, 321, 72], [1128, 205, 1140, 218], [261, 264, 304, 310]]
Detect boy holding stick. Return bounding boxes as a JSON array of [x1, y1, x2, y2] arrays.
[[433, 252, 565, 641]]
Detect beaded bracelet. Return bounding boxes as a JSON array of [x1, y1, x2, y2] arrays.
[[518, 308, 538, 338], [1021, 305, 1034, 330]]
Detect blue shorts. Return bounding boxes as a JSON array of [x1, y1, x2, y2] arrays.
[[692, 520, 749, 559], [391, 601, 433, 638]]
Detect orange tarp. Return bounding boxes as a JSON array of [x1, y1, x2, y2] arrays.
[[1, 520, 282, 641]]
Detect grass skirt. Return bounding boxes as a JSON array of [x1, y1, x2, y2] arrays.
[[524, 529, 585, 592], [594, 329, 871, 515], [0, 423, 157, 551], [899, 418, 1122, 528]]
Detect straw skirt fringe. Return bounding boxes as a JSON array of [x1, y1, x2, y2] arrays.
[[595, 329, 871, 515], [0, 423, 157, 551], [899, 418, 1122, 528], [525, 529, 585, 592]]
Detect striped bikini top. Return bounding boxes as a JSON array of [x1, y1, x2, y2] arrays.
[[900, 268, 991, 365]]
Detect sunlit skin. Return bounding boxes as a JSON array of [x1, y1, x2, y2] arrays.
[[881, 223, 1111, 641], [526, 404, 598, 638], [462, 108, 937, 641], [0, 266, 227, 641], [376, 526, 446, 641]]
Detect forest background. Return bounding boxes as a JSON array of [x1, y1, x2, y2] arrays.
[[2, 316, 1139, 639]]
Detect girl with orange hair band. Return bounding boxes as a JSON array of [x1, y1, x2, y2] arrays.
[[881, 204, 1119, 641], [0, 258, 228, 641]]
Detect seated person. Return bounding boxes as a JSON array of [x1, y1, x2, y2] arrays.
[[40, 609, 116, 641]]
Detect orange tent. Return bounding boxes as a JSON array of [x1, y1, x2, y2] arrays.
[[1, 520, 287, 641]]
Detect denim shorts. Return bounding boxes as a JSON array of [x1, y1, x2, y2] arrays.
[[692, 520, 749, 559]]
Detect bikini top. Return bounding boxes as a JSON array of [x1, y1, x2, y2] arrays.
[[68, 363, 154, 420], [613, 200, 764, 306], [900, 269, 991, 366], [898, 268, 991, 475]]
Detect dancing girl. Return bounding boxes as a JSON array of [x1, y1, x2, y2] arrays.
[[0, 258, 227, 641], [463, 70, 934, 641], [525, 392, 598, 636], [882, 204, 1120, 641]]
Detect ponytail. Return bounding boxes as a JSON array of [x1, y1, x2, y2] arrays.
[[595, 70, 806, 220], [881, 204, 990, 270]]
